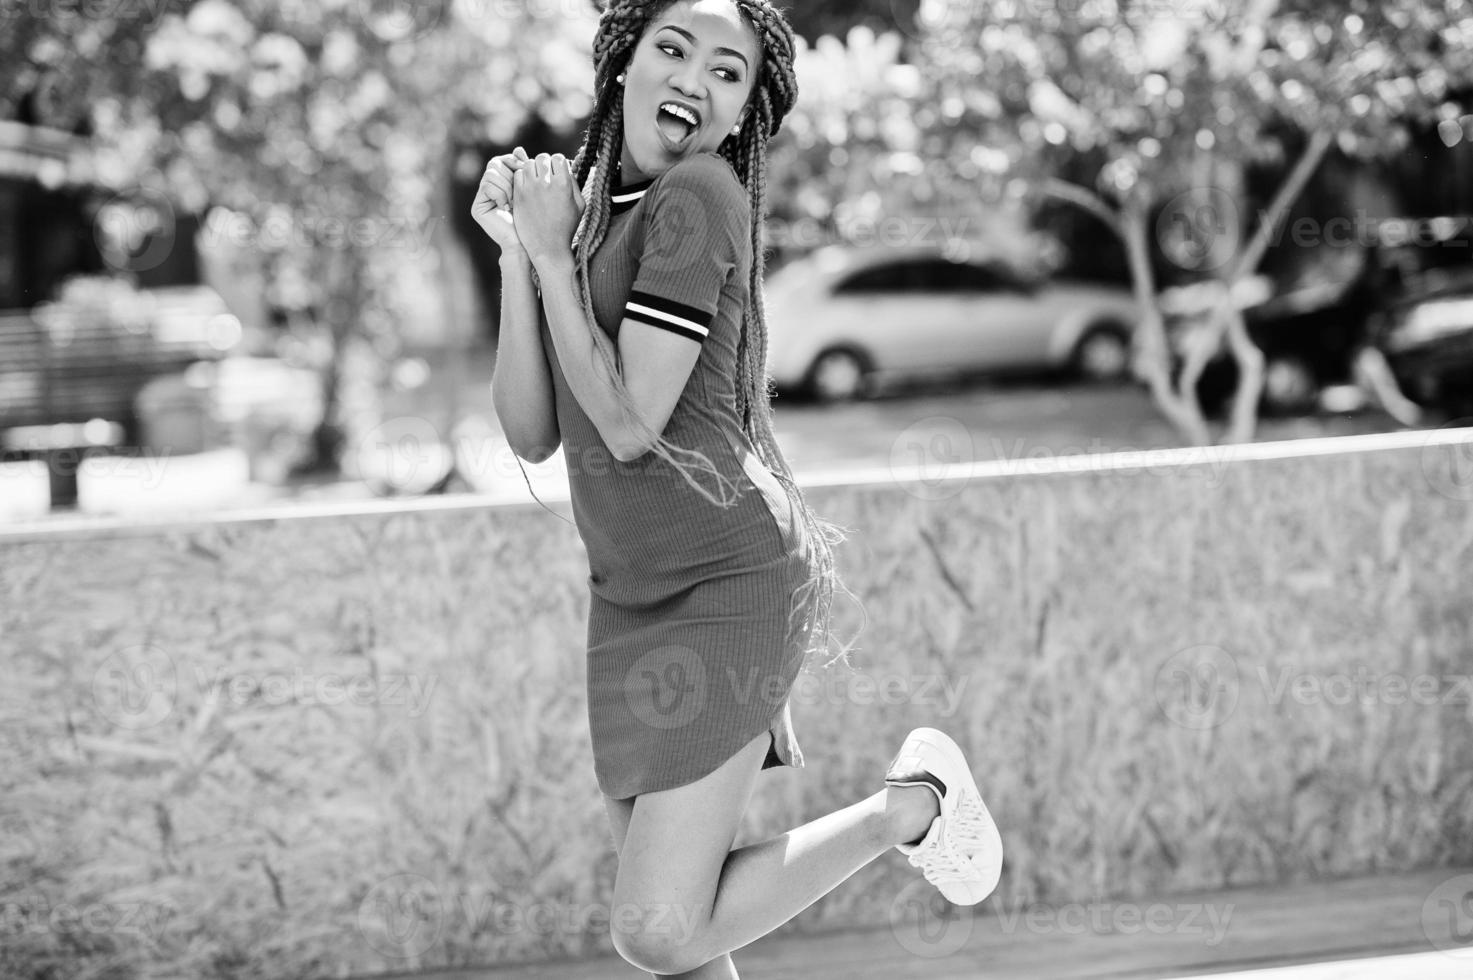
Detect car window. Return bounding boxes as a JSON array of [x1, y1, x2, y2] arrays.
[[835, 262, 920, 294], [835, 258, 1020, 295]]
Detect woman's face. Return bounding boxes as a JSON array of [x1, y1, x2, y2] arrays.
[[619, 0, 761, 181]]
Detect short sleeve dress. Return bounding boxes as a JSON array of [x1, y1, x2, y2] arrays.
[[538, 152, 809, 800]]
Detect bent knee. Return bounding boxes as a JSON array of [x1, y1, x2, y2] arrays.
[[609, 902, 709, 975]]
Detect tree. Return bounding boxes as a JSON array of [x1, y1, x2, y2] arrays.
[[920, 0, 1473, 444], [8, 0, 596, 474], [766, 25, 1046, 272]]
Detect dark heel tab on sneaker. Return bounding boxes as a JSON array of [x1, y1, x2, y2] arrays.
[[884, 770, 947, 797]]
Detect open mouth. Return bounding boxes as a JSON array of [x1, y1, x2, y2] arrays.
[[656, 101, 701, 151]]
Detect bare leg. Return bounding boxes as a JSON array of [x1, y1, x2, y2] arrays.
[[604, 793, 741, 979], [608, 732, 939, 976]]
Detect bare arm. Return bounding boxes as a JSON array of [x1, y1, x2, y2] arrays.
[[490, 252, 562, 463], [515, 153, 704, 463], [533, 252, 700, 462], [472, 147, 561, 464]]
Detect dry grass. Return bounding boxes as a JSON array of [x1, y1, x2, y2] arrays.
[[2, 444, 1471, 977]]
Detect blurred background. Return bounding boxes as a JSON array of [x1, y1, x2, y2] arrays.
[[2, 0, 1472, 522]]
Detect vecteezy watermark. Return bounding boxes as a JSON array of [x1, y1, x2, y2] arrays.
[[200, 205, 439, 257], [90, 646, 440, 730], [624, 645, 708, 731], [889, 416, 974, 501], [888, 419, 1241, 501], [0, 0, 177, 28], [1157, 186, 1242, 273], [888, 878, 977, 959], [1420, 420, 1473, 503], [993, 897, 1235, 946], [1155, 645, 1473, 729], [354, 415, 454, 496], [1422, 873, 1473, 959], [1255, 665, 1472, 708], [766, 214, 977, 253], [1157, 188, 1471, 273], [983, 437, 1237, 488], [357, 874, 703, 959], [355, 0, 448, 42], [355, 0, 596, 42], [1154, 644, 1241, 730], [92, 644, 179, 731], [721, 665, 975, 716], [0, 896, 177, 941], [191, 665, 439, 715], [95, 187, 176, 273]]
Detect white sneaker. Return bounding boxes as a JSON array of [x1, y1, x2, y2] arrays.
[[884, 727, 1004, 905]]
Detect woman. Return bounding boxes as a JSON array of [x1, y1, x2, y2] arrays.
[[470, 1, 1003, 975]]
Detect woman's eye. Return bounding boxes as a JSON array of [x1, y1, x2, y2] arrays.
[[715, 68, 739, 82], [658, 43, 682, 58]]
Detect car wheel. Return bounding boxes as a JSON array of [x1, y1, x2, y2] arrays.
[[1073, 326, 1131, 383], [1261, 356, 1317, 414], [805, 347, 871, 403]]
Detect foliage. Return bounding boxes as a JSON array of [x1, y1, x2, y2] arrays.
[[920, 0, 1473, 443]]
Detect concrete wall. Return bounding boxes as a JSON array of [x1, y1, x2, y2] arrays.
[[2, 430, 1471, 977]]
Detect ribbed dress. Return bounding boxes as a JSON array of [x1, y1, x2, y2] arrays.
[[538, 152, 809, 800]]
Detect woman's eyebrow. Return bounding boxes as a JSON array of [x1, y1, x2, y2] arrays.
[[657, 24, 750, 69]]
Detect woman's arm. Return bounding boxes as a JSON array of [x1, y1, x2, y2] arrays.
[[533, 251, 701, 462], [515, 153, 703, 462], [471, 147, 561, 464], [490, 252, 561, 463]]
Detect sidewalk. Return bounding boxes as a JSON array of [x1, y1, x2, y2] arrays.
[[360, 867, 1471, 980]]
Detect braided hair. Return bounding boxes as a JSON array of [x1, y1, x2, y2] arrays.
[[566, 0, 857, 668]]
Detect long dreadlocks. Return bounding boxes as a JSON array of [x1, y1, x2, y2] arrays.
[[564, 0, 858, 668]]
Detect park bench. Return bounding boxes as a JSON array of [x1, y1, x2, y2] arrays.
[[0, 282, 240, 504]]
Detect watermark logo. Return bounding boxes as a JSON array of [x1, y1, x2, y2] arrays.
[[888, 877, 976, 958], [0, 896, 177, 941], [95, 187, 176, 273], [890, 416, 974, 500], [624, 645, 707, 731], [993, 897, 1235, 946], [357, 0, 447, 42], [358, 873, 445, 959], [1154, 644, 1240, 730], [1421, 421, 1473, 503], [92, 644, 178, 730], [355, 415, 453, 496], [1421, 873, 1473, 959], [1157, 187, 1240, 273]]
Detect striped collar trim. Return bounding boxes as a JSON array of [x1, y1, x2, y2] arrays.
[[610, 170, 654, 215]]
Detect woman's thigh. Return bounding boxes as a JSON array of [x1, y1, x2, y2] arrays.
[[603, 792, 636, 856], [611, 730, 769, 916]]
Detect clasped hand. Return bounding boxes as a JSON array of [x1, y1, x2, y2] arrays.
[[470, 147, 585, 268]]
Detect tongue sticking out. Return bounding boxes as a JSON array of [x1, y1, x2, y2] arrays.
[[657, 108, 696, 149]]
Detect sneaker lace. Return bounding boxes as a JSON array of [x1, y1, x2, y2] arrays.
[[908, 795, 996, 884]]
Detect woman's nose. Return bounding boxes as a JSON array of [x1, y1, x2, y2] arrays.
[[669, 60, 706, 98]]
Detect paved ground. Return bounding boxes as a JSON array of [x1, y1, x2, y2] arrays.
[[357, 867, 1473, 980]]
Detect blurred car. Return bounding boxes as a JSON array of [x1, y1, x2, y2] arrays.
[[1376, 264, 1473, 415], [764, 244, 1142, 401], [1166, 223, 1473, 417], [1163, 273, 1371, 416]]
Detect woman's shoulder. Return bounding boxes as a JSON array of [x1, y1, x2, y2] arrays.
[[649, 153, 748, 211]]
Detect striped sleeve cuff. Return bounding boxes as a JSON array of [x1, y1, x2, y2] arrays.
[[624, 290, 713, 344]]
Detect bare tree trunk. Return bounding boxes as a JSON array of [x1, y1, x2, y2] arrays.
[[1217, 130, 1335, 443], [304, 246, 365, 475], [1041, 178, 1211, 445], [1122, 194, 1212, 445]]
